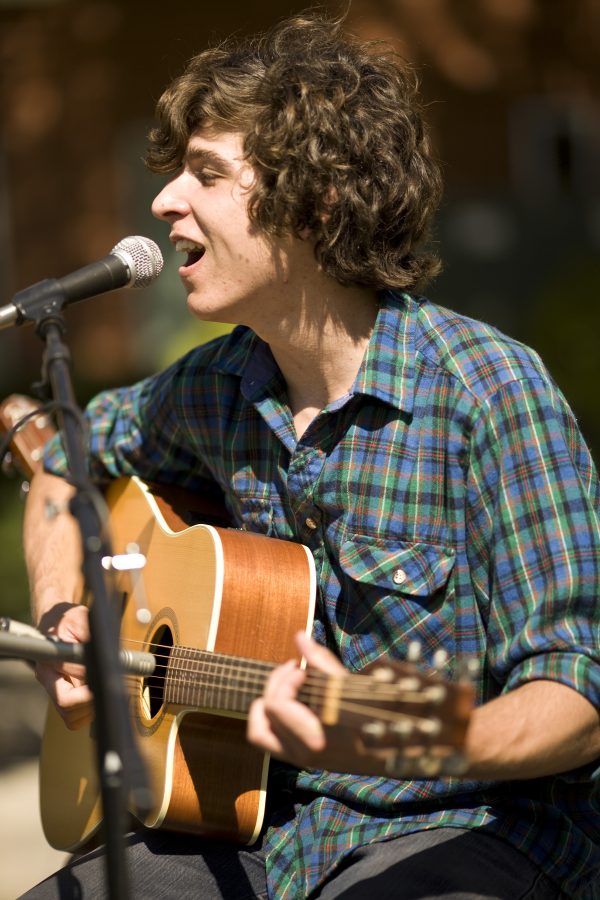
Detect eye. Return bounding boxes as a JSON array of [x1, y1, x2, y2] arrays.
[[194, 167, 219, 186]]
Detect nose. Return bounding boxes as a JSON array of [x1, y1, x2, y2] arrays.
[[151, 175, 191, 221]]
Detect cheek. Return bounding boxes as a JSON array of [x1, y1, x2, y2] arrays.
[[250, 239, 290, 282]]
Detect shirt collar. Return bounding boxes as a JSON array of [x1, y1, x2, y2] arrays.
[[209, 292, 416, 413], [210, 326, 282, 402], [351, 291, 416, 414]]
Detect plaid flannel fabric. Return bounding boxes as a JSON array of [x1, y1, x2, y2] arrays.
[[46, 292, 600, 898]]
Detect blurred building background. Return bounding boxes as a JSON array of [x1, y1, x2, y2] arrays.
[[1, 0, 599, 614], [0, 0, 600, 652], [0, 0, 598, 891]]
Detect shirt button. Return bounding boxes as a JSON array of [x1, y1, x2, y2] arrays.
[[305, 516, 318, 530], [392, 568, 407, 585]]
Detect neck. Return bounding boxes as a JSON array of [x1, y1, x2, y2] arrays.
[[258, 281, 380, 437]]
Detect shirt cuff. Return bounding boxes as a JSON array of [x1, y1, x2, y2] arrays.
[[504, 650, 600, 781], [505, 650, 600, 706]]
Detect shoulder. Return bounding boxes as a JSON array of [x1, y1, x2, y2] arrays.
[[410, 295, 552, 403], [165, 325, 255, 381]]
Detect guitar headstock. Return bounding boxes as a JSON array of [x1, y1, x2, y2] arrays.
[[300, 658, 474, 779], [0, 393, 55, 481]]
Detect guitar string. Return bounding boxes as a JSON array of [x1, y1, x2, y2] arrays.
[[113, 635, 443, 697], [116, 662, 446, 705], [107, 639, 450, 705], [140, 671, 443, 705], [119, 675, 448, 727], [117, 669, 443, 708], [117, 652, 438, 702], [53, 631, 443, 703]]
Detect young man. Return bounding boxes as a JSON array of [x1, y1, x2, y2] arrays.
[[23, 12, 600, 900]]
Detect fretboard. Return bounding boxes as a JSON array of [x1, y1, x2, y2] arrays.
[[165, 646, 276, 714]]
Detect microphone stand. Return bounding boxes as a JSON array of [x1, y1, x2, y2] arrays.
[[21, 282, 152, 899]]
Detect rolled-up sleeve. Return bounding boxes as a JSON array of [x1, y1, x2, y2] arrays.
[[466, 376, 600, 713]]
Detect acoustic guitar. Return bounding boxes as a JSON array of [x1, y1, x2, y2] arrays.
[[0, 394, 473, 853]]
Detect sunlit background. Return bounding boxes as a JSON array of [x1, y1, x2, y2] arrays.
[[1, 0, 599, 612], [0, 0, 598, 893]]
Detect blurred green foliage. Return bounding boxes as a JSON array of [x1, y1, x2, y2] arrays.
[[0, 481, 29, 622], [522, 255, 600, 459]]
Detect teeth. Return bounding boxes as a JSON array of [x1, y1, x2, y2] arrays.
[[175, 239, 204, 253]]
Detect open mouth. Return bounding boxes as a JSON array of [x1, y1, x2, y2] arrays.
[[175, 239, 206, 268]]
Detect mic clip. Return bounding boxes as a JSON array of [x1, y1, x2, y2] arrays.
[[8, 278, 68, 332]]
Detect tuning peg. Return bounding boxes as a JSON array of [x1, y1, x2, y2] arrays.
[[361, 721, 388, 741], [406, 641, 421, 662], [385, 751, 442, 778], [422, 684, 447, 703], [372, 666, 395, 683], [415, 755, 444, 777], [456, 657, 479, 680], [416, 717, 442, 736], [395, 676, 424, 692], [432, 649, 449, 671], [101, 548, 147, 572], [389, 718, 414, 737], [439, 751, 469, 776]]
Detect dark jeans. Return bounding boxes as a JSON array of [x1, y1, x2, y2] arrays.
[[20, 826, 562, 899]]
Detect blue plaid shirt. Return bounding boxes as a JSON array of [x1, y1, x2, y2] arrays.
[[46, 292, 600, 898]]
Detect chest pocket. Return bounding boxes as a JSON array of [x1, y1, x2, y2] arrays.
[[328, 537, 457, 671], [339, 536, 456, 597]]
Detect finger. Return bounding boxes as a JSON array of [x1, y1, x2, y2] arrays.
[[37, 605, 90, 682], [261, 661, 327, 756], [263, 659, 305, 702], [248, 661, 326, 758], [247, 698, 285, 755], [265, 701, 327, 756], [62, 705, 95, 730], [295, 632, 346, 674], [248, 695, 327, 764], [58, 662, 88, 683], [38, 657, 88, 683], [35, 665, 94, 728], [38, 603, 90, 643], [53, 684, 94, 730]]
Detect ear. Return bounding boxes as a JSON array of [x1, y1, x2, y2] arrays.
[[319, 185, 338, 225]]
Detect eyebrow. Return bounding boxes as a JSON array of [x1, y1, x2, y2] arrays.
[[184, 147, 235, 175]]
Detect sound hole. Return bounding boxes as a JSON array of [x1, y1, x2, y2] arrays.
[[141, 624, 173, 720]]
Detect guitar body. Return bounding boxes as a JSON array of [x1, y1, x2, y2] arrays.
[[39, 476, 316, 851]]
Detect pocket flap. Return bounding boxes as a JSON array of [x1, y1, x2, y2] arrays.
[[339, 537, 455, 597]]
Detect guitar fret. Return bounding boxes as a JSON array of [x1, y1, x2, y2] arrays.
[[165, 647, 272, 714]]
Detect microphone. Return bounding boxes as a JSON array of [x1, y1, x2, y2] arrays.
[[0, 235, 164, 331]]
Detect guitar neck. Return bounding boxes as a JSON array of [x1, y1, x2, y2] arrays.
[[163, 645, 470, 744], [166, 645, 274, 715]]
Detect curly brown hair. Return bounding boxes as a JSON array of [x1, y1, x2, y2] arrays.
[[146, 12, 442, 291]]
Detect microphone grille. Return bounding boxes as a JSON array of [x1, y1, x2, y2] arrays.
[[111, 235, 164, 288]]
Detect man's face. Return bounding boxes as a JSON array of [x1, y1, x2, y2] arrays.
[[152, 128, 311, 329]]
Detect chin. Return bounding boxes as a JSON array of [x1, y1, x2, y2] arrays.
[[187, 299, 233, 325], [186, 292, 214, 316]]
